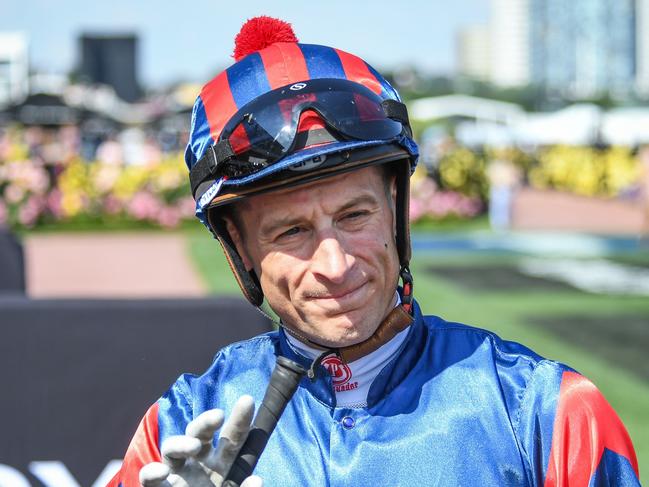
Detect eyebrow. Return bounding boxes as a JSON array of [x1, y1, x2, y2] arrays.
[[260, 193, 381, 237], [336, 193, 381, 214]]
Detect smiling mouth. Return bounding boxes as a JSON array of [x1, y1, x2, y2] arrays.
[[307, 281, 368, 301]]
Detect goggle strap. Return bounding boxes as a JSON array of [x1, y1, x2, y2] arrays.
[[190, 140, 236, 197]]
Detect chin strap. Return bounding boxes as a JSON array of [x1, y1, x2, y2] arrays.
[[307, 349, 334, 381], [303, 305, 413, 381], [400, 265, 413, 314], [337, 303, 412, 364]]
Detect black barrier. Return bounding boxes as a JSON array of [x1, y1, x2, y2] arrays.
[[0, 296, 272, 487], [0, 227, 25, 294]]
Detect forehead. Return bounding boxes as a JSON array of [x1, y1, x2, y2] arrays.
[[235, 165, 386, 216]]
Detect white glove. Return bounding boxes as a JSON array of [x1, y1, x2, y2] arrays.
[[139, 395, 263, 487]]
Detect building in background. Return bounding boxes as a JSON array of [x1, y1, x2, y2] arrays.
[[0, 32, 29, 107], [457, 25, 491, 81], [459, 0, 641, 99], [489, 0, 530, 87], [529, 0, 636, 98], [78, 34, 141, 102], [636, 0, 649, 96]]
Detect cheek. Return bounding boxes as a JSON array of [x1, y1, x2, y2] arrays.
[[353, 222, 400, 283], [348, 221, 396, 258], [258, 252, 303, 297]]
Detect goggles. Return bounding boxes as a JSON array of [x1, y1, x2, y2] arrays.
[[190, 78, 411, 197]]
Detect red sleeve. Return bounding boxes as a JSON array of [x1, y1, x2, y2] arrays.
[[544, 371, 639, 486], [106, 403, 162, 487]]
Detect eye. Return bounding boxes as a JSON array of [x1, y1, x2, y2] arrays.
[[343, 211, 367, 220], [278, 226, 301, 239]]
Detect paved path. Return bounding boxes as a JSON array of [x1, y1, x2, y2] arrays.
[[24, 233, 206, 298]]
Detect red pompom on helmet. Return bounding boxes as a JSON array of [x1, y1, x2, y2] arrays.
[[233, 16, 299, 61]]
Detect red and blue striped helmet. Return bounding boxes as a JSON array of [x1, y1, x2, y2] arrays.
[[186, 17, 418, 306]]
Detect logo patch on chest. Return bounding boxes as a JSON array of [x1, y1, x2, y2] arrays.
[[322, 355, 358, 392]]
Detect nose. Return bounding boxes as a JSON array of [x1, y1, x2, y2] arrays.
[[310, 235, 354, 284]]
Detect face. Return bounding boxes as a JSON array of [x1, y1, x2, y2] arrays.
[[226, 166, 400, 348]]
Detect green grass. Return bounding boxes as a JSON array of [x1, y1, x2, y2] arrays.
[[410, 215, 490, 233], [186, 230, 649, 479], [186, 229, 244, 296]]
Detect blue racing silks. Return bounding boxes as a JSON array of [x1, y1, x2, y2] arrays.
[[108, 299, 640, 486]]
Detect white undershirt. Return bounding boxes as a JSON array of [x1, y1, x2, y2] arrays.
[[285, 292, 409, 408]]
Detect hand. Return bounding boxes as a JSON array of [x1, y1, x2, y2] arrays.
[[140, 395, 262, 487]]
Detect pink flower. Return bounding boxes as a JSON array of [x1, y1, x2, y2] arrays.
[[24, 165, 50, 194], [409, 177, 482, 221], [104, 195, 123, 215], [409, 199, 425, 221], [4, 184, 25, 204], [47, 190, 63, 219], [177, 196, 196, 219], [18, 195, 45, 228], [127, 192, 162, 220], [157, 206, 180, 228]]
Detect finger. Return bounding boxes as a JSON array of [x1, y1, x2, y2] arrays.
[[139, 462, 172, 487], [241, 475, 264, 487], [185, 408, 225, 456], [220, 395, 255, 447], [166, 473, 191, 487], [160, 435, 202, 471], [211, 395, 255, 474]]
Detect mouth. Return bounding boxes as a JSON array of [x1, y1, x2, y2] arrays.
[[306, 280, 368, 303]]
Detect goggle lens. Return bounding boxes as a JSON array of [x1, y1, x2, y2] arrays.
[[220, 79, 404, 163]]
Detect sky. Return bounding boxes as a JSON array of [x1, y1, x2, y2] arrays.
[[1, 0, 489, 88]]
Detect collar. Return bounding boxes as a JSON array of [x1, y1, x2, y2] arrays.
[[287, 321, 410, 408], [277, 299, 426, 408]]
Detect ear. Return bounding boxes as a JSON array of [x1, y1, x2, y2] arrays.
[[224, 217, 255, 272]]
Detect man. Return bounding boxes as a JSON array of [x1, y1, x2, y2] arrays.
[[109, 17, 640, 486]]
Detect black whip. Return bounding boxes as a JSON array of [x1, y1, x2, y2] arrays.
[[223, 356, 306, 486]]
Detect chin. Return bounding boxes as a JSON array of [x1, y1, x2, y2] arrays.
[[311, 313, 375, 348], [314, 333, 362, 349]]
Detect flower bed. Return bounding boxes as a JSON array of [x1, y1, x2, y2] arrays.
[[529, 145, 641, 198], [2, 120, 642, 232], [409, 169, 483, 223], [0, 155, 194, 230]]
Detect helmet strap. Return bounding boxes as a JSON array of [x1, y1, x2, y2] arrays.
[[400, 265, 414, 314], [283, 285, 414, 372]]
